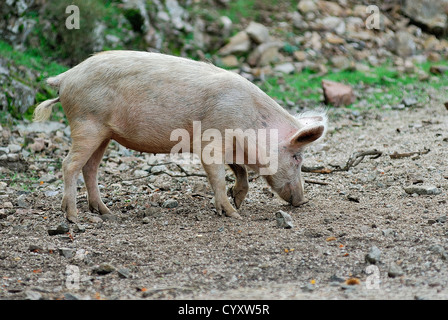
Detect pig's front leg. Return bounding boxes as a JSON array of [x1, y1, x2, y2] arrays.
[[202, 162, 242, 219], [227, 164, 249, 209]]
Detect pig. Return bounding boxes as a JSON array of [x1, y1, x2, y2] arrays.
[[33, 50, 327, 222]]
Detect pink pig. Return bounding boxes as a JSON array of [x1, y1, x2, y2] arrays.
[[34, 51, 327, 222]]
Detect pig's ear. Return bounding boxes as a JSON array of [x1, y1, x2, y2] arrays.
[[289, 124, 325, 148], [296, 115, 325, 127]]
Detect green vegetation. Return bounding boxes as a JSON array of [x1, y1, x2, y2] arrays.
[[0, 41, 68, 77], [260, 61, 448, 110]]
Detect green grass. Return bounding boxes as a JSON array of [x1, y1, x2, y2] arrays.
[[0, 41, 68, 78], [260, 60, 448, 110], [215, 0, 295, 24], [0, 40, 67, 122]]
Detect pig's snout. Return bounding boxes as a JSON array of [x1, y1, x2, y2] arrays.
[[280, 181, 308, 207]]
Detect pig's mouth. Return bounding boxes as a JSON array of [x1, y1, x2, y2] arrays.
[[289, 195, 309, 207], [277, 182, 308, 207]]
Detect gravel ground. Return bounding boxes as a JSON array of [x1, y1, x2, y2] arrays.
[[1, 90, 447, 301]]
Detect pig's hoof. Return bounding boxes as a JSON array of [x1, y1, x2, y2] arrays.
[[89, 202, 111, 215], [228, 186, 247, 209], [293, 198, 309, 207], [66, 212, 78, 223], [226, 211, 242, 220]]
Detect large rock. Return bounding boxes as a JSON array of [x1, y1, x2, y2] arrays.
[[317, 0, 344, 16], [402, 0, 448, 36], [297, 0, 317, 14], [322, 79, 356, 107], [218, 31, 251, 56], [245, 21, 270, 44], [386, 31, 416, 58]]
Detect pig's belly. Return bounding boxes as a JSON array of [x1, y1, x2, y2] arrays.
[[110, 127, 193, 155]]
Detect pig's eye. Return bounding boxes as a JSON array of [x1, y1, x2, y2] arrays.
[[292, 154, 302, 165]]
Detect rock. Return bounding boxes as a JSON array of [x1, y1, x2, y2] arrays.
[[247, 41, 283, 67], [275, 210, 294, 229], [274, 62, 295, 74], [7, 144, 21, 153], [162, 199, 178, 208], [9, 79, 36, 114], [387, 31, 416, 57], [429, 65, 448, 75], [73, 223, 86, 233], [44, 190, 59, 197], [322, 79, 356, 107], [100, 214, 118, 222], [326, 33, 345, 45], [388, 262, 404, 278], [16, 194, 29, 208], [245, 21, 270, 44], [298, 0, 317, 14], [220, 55, 240, 68], [291, 11, 308, 30], [423, 35, 441, 50], [93, 263, 115, 275], [3, 201, 13, 209], [317, 0, 344, 16], [59, 247, 76, 259], [402, 0, 448, 36], [28, 138, 45, 153], [48, 222, 70, 236], [301, 283, 315, 292], [382, 229, 397, 237], [321, 16, 345, 35], [117, 268, 131, 279], [15, 121, 66, 134], [404, 185, 442, 195], [133, 169, 148, 177], [293, 50, 307, 62], [165, 0, 191, 31], [310, 31, 322, 51], [428, 52, 441, 62], [402, 96, 418, 107], [218, 31, 251, 56], [219, 16, 233, 38], [365, 246, 381, 264], [25, 289, 42, 300], [330, 56, 351, 70]]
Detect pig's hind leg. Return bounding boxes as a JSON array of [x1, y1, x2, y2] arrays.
[[227, 164, 249, 209], [202, 162, 242, 219], [61, 124, 110, 222], [82, 139, 111, 216]]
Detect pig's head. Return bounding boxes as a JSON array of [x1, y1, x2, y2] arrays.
[[265, 112, 327, 207]]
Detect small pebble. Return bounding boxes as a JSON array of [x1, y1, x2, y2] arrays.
[[162, 199, 178, 208], [48, 222, 69, 236], [93, 263, 115, 275], [365, 246, 382, 264], [275, 210, 294, 229], [388, 262, 404, 278]]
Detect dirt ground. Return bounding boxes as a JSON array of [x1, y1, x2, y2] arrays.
[[1, 88, 448, 301]]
